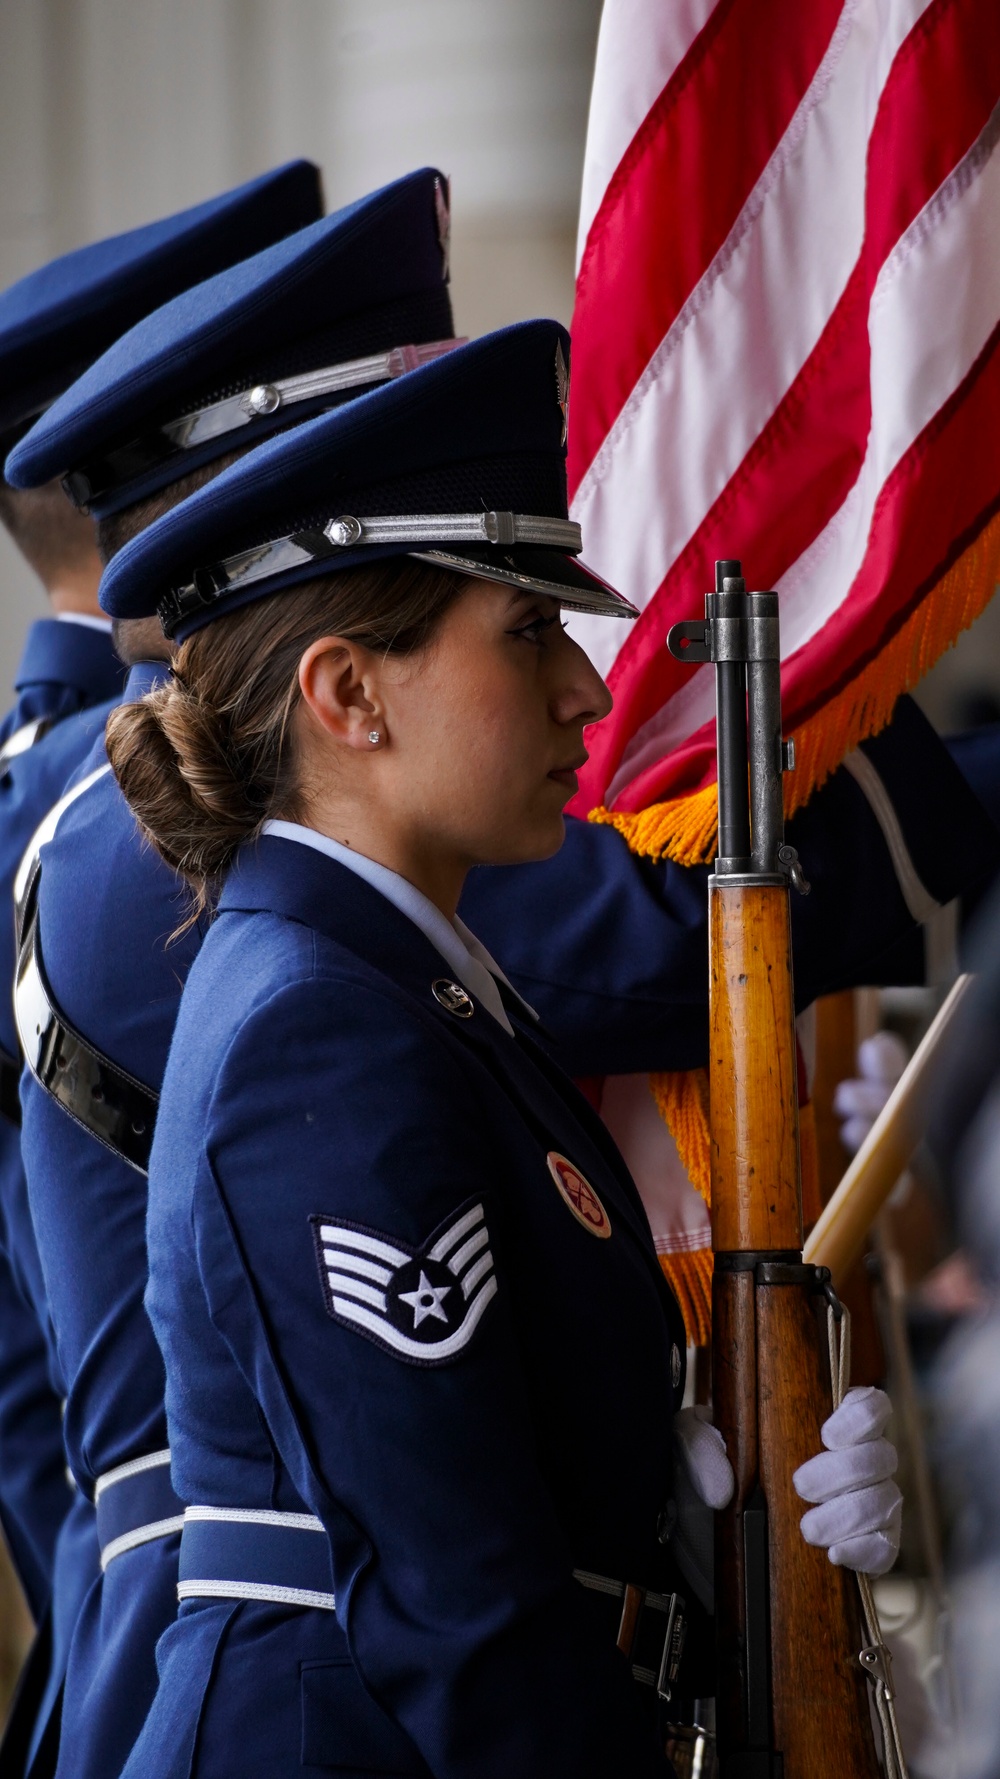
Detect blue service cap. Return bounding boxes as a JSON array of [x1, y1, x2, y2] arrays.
[[99, 320, 636, 639], [8, 169, 456, 519], [0, 161, 322, 454]]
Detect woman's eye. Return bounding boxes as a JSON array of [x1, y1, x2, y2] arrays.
[[509, 613, 562, 644]]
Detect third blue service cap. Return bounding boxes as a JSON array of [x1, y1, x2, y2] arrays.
[[0, 161, 322, 455], [99, 321, 636, 637], [8, 170, 456, 517]]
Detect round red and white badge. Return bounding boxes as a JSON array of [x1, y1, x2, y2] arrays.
[[546, 1152, 612, 1239]]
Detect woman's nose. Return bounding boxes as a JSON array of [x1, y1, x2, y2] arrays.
[[556, 637, 613, 725]]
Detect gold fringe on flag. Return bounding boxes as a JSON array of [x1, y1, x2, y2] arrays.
[[650, 1067, 711, 1202], [648, 1069, 822, 1346], [590, 507, 1000, 866], [658, 1248, 713, 1350], [648, 1067, 713, 1346]]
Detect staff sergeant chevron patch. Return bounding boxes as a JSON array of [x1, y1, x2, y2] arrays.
[[311, 1199, 497, 1365]]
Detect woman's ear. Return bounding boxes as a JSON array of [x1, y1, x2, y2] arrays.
[[298, 636, 384, 750]]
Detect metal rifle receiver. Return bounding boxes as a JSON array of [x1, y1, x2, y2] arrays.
[[667, 561, 809, 892]]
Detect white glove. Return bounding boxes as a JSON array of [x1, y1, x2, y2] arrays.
[[671, 1406, 735, 1611], [833, 1031, 908, 1154], [793, 1386, 902, 1575]]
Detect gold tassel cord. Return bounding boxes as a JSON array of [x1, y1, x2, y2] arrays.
[[591, 508, 1000, 866]]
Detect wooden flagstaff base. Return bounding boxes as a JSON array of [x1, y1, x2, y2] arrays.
[[711, 885, 881, 1778]]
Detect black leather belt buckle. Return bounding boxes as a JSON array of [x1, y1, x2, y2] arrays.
[[617, 1584, 687, 1702]]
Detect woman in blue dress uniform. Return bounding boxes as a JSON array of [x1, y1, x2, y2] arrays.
[[99, 322, 902, 1777]]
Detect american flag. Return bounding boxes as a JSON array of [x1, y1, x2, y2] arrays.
[[567, 0, 1000, 861]]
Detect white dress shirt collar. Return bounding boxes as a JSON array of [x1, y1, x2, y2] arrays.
[[54, 612, 113, 633]]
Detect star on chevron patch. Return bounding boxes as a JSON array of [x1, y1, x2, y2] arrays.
[[311, 1199, 497, 1365]]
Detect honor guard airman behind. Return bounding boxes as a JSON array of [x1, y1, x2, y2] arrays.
[[4, 167, 459, 1779], [0, 161, 325, 1775], [96, 323, 902, 1778]]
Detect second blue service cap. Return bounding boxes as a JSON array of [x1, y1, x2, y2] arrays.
[[99, 321, 636, 638], [8, 170, 456, 517], [0, 161, 322, 451]]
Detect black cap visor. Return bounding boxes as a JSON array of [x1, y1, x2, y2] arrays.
[[411, 545, 637, 618]]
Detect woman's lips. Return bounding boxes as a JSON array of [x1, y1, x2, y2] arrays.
[[547, 754, 586, 791]]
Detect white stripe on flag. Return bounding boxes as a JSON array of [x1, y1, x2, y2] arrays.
[[569, 0, 933, 684], [575, 0, 721, 270]]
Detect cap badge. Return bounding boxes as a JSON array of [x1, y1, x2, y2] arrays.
[[547, 1151, 611, 1238], [554, 341, 569, 446], [432, 979, 474, 1018]]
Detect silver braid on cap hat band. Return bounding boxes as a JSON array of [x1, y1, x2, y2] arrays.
[[161, 340, 464, 453], [157, 511, 584, 635], [63, 339, 464, 509]]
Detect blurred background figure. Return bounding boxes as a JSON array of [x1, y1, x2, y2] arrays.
[[913, 890, 1000, 1779]]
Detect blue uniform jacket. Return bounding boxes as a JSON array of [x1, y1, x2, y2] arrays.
[[16, 673, 194, 1779], [0, 619, 123, 743], [19, 669, 1000, 1773], [0, 620, 121, 1610], [131, 836, 687, 1779], [0, 616, 120, 1773]]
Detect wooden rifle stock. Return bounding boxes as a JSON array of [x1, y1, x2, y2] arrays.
[[668, 565, 881, 1778]]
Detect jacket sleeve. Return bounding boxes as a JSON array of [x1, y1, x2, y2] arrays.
[[192, 974, 669, 1779], [0, 1179, 71, 1618], [459, 696, 1000, 1074]]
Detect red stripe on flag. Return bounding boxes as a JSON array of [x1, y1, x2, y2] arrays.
[[568, 0, 843, 499], [572, 0, 1000, 813]]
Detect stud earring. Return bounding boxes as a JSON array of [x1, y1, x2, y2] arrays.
[[368, 730, 381, 745]]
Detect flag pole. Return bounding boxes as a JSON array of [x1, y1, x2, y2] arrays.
[[805, 972, 973, 1288]]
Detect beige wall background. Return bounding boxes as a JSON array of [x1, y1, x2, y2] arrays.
[[0, 0, 602, 690]]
